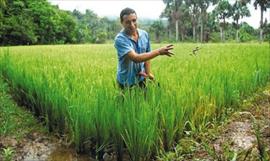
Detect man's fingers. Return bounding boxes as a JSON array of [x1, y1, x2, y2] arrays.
[[168, 51, 174, 55], [166, 44, 174, 48], [164, 47, 173, 53], [168, 52, 174, 57], [166, 45, 174, 51], [166, 52, 174, 57], [167, 47, 174, 50]]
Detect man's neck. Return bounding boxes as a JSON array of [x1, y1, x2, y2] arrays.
[[124, 29, 138, 41]]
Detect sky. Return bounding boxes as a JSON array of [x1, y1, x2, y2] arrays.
[[48, 0, 270, 29]]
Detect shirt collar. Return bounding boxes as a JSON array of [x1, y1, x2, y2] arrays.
[[121, 28, 142, 40]]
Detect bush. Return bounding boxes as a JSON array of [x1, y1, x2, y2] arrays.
[[95, 31, 107, 44], [209, 32, 221, 42], [239, 28, 254, 42]]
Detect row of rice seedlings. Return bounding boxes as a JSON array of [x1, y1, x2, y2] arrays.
[[0, 43, 269, 160]]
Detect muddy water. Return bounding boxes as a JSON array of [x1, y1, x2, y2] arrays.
[[0, 132, 96, 161], [47, 146, 95, 161]]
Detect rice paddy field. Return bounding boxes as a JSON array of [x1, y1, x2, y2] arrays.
[[0, 43, 269, 160]]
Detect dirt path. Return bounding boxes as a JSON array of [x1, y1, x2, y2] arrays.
[[211, 89, 270, 160], [190, 87, 270, 160]]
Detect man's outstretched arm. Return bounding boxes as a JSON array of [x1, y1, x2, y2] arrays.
[[126, 44, 174, 63]]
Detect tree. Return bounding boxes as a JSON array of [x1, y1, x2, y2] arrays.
[[0, 0, 6, 7], [178, 3, 191, 41], [162, 0, 184, 42], [239, 22, 256, 42], [186, 0, 200, 41], [56, 10, 77, 43], [0, 0, 37, 45], [232, 0, 250, 42], [214, 0, 233, 42], [264, 22, 270, 44], [254, 0, 270, 43], [149, 20, 165, 42], [205, 11, 219, 42], [197, 0, 218, 42], [0, 0, 77, 45], [161, 2, 173, 40]]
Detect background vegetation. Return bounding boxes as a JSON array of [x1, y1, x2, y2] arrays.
[[0, 0, 269, 45]]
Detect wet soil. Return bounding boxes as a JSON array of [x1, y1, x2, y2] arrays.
[[186, 88, 270, 160], [0, 132, 94, 161]]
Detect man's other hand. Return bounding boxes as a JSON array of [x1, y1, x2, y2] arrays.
[[158, 44, 174, 57]]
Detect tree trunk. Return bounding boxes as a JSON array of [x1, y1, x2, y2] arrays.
[[236, 20, 239, 42], [220, 27, 223, 42], [223, 18, 226, 42], [236, 30, 239, 42], [193, 25, 196, 42], [155, 32, 160, 43], [175, 20, 179, 42], [200, 18, 203, 43], [259, 7, 264, 43], [260, 29, 263, 43], [167, 26, 171, 40], [181, 29, 184, 41]]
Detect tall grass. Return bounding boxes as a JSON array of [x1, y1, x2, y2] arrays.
[[0, 43, 269, 160]]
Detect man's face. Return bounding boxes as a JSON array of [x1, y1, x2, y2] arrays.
[[121, 13, 137, 34]]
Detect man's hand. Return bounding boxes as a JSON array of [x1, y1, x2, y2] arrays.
[[148, 73, 154, 80], [138, 71, 154, 80], [138, 71, 148, 78], [158, 44, 174, 57]]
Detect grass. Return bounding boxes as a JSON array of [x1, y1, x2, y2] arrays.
[[0, 43, 269, 160], [0, 77, 49, 161], [0, 77, 46, 139]]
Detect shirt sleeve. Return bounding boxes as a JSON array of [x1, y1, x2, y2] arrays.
[[114, 36, 133, 58]]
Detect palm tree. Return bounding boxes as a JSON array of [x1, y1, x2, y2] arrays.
[[214, 0, 233, 42], [232, 0, 251, 42], [197, 0, 218, 42], [254, 0, 270, 43], [162, 0, 183, 42], [186, 0, 200, 41]]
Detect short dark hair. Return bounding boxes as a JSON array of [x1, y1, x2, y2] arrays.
[[120, 8, 136, 22]]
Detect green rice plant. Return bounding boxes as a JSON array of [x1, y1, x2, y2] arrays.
[[0, 43, 269, 160], [2, 147, 14, 161]]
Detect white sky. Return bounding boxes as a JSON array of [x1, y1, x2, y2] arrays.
[[48, 0, 270, 29]]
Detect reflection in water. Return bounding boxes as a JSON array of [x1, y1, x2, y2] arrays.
[[47, 146, 95, 161]]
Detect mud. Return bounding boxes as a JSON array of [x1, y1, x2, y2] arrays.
[[0, 132, 94, 161]]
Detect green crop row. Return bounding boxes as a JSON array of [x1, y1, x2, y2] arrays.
[[0, 43, 269, 160]]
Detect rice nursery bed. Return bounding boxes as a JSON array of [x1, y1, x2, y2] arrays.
[[0, 43, 269, 161]]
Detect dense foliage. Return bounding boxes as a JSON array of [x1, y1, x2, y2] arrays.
[[0, 0, 269, 44], [0, 0, 122, 45]]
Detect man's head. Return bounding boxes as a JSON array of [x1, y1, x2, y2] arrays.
[[120, 8, 137, 34]]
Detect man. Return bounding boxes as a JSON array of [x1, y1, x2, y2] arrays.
[[114, 8, 174, 89]]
